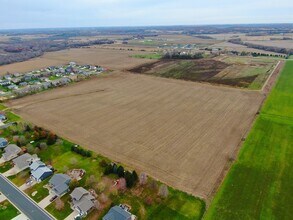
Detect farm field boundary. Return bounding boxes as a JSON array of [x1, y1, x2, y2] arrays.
[[205, 60, 293, 220]]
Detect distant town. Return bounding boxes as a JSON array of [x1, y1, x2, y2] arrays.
[[0, 62, 105, 100]]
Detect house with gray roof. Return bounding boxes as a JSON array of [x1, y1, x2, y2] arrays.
[[103, 205, 136, 220], [0, 114, 7, 122], [12, 153, 38, 171], [49, 174, 71, 196], [0, 138, 8, 149], [30, 161, 53, 182], [2, 144, 21, 161], [70, 187, 96, 217]]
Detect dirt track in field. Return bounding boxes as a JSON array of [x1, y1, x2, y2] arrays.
[[7, 73, 263, 199]]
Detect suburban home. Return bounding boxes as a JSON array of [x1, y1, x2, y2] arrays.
[[11, 78, 21, 84], [49, 174, 71, 197], [29, 161, 53, 181], [0, 138, 8, 149], [19, 82, 28, 87], [103, 205, 137, 220], [2, 144, 21, 161], [12, 153, 39, 171], [0, 80, 11, 86], [0, 114, 6, 122], [7, 85, 18, 90], [70, 187, 96, 217]]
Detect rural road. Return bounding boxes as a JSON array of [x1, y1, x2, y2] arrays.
[[0, 174, 54, 220]]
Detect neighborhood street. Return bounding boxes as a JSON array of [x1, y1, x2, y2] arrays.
[[0, 174, 54, 220]]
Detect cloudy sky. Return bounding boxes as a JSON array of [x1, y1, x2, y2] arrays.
[[0, 0, 292, 29]]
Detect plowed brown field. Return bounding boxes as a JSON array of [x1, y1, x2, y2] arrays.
[[7, 73, 263, 199]]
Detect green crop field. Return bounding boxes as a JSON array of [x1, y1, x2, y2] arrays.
[[205, 60, 293, 220]]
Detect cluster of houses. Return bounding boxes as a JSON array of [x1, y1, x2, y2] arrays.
[[0, 137, 136, 219], [0, 62, 105, 99]]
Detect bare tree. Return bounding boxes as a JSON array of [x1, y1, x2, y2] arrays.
[[99, 193, 109, 204], [55, 198, 64, 210], [148, 180, 158, 192], [139, 172, 148, 185], [158, 184, 169, 198]]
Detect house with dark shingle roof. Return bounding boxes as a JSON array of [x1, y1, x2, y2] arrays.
[[70, 187, 96, 217], [12, 153, 39, 171], [2, 144, 21, 161], [103, 205, 136, 220], [49, 174, 71, 196]]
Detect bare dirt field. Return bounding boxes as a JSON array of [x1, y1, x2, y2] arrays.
[[0, 47, 155, 74], [7, 73, 263, 199], [129, 56, 278, 89], [243, 40, 293, 49], [213, 42, 284, 56]]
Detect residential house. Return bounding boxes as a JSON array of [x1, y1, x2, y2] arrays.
[[0, 80, 11, 86], [69, 62, 76, 66], [42, 82, 52, 90], [12, 153, 39, 171], [0, 138, 8, 149], [0, 114, 6, 121], [4, 75, 12, 80], [19, 82, 28, 87], [12, 73, 21, 78], [103, 205, 136, 220], [30, 161, 53, 182], [49, 174, 71, 197], [70, 187, 96, 217], [2, 144, 21, 161], [7, 85, 18, 90], [11, 78, 21, 84]]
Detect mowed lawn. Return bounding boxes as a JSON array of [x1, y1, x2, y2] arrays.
[[205, 60, 293, 220], [0, 200, 20, 219]]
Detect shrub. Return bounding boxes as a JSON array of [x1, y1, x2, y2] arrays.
[[117, 166, 125, 177]]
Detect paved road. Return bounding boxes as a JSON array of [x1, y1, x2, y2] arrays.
[[0, 174, 53, 220]]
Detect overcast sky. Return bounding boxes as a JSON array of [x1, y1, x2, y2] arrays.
[[0, 0, 292, 29]]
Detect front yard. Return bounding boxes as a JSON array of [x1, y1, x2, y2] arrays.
[[25, 179, 50, 203], [0, 162, 13, 173], [45, 194, 73, 220], [0, 200, 20, 219]]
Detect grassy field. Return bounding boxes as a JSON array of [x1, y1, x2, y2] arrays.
[[131, 56, 278, 89], [0, 200, 20, 219], [205, 60, 293, 220], [132, 53, 162, 59]]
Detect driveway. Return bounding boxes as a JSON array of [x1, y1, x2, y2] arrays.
[[3, 166, 21, 177], [12, 213, 29, 220], [0, 174, 54, 220], [38, 193, 54, 209], [0, 192, 6, 202], [64, 210, 78, 220]]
